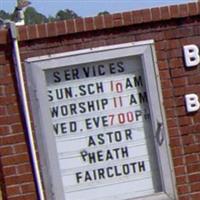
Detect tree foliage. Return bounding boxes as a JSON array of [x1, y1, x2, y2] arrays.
[[55, 9, 80, 21], [24, 7, 48, 24], [0, 6, 109, 25], [0, 10, 11, 20], [97, 11, 110, 16]]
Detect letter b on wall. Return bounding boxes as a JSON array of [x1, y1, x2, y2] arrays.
[[183, 45, 200, 67], [185, 94, 200, 113]]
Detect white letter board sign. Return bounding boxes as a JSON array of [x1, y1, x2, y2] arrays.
[[25, 41, 175, 200]]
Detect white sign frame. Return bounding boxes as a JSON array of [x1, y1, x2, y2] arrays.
[[25, 40, 176, 200]]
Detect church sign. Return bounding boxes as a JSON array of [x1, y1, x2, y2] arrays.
[[25, 41, 175, 200]]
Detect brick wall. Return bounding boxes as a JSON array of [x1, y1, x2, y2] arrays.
[[0, 2, 200, 200]]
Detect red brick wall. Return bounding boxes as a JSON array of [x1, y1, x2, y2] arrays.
[[0, 2, 200, 200]]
